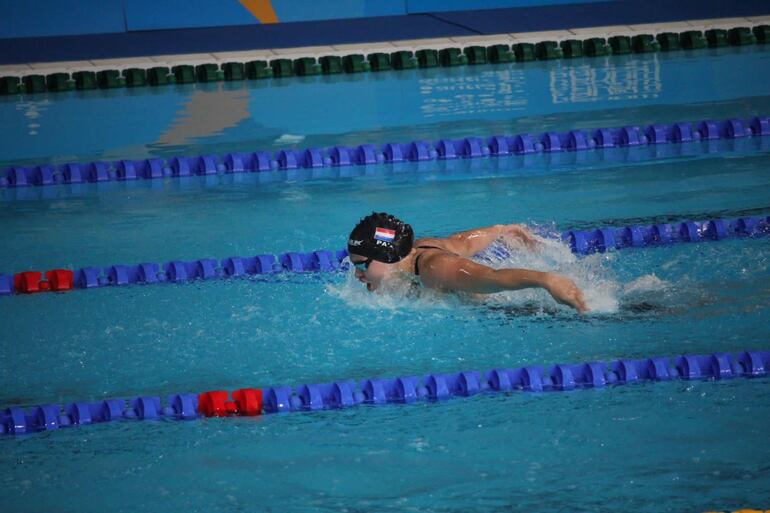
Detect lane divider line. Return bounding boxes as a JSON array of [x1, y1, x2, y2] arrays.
[[1, 215, 768, 297], [3, 349, 768, 437], [2, 116, 769, 191]]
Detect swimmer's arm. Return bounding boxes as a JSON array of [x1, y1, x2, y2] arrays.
[[420, 224, 537, 257], [420, 254, 588, 312]]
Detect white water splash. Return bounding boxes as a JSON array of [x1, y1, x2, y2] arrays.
[[327, 237, 625, 315], [326, 259, 457, 312], [274, 134, 305, 145], [477, 236, 621, 314], [623, 274, 670, 295]]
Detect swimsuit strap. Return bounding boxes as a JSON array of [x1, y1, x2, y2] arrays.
[[413, 245, 451, 276]]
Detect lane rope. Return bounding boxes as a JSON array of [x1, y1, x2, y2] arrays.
[[2, 215, 768, 297], [2, 116, 769, 191], [3, 349, 768, 437]]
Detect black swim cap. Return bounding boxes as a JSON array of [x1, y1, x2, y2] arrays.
[[347, 212, 414, 264]]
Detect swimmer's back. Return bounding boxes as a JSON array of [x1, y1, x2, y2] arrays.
[[412, 238, 457, 277]]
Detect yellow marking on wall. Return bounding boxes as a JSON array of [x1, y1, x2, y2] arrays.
[[239, 0, 279, 24]]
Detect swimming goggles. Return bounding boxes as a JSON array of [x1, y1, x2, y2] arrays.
[[353, 258, 373, 272]]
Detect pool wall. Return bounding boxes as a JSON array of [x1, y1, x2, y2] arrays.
[[0, 1, 656, 39], [2, 0, 770, 63]]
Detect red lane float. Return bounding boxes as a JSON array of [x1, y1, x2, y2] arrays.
[[12, 269, 73, 294], [233, 388, 263, 416], [13, 271, 45, 293], [198, 388, 263, 417], [46, 269, 74, 291]]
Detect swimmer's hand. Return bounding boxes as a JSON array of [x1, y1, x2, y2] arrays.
[[543, 273, 589, 313]]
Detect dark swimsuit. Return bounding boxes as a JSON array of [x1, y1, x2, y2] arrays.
[[413, 245, 453, 276], [407, 245, 461, 299]]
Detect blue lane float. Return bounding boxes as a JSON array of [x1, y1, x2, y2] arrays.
[[1, 215, 768, 297], [70, 249, 348, 290], [2, 116, 769, 190], [562, 215, 770, 254], [2, 349, 768, 437]]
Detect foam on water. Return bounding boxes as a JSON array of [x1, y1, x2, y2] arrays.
[[622, 273, 670, 295], [479, 235, 622, 314], [274, 134, 306, 145], [326, 258, 458, 312], [325, 232, 713, 320], [327, 235, 624, 315]]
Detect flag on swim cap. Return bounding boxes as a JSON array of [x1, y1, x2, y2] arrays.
[[374, 227, 396, 242], [347, 212, 414, 264]]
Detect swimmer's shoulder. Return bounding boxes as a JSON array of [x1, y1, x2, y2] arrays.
[[414, 237, 454, 252], [412, 248, 469, 291]]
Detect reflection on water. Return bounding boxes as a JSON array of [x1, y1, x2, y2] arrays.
[[550, 55, 661, 104], [14, 96, 50, 137], [157, 89, 251, 146], [419, 67, 529, 117], [417, 55, 663, 117], [0, 47, 767, 167]]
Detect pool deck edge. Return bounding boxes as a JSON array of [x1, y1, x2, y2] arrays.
[[0, 15, 768, 77]]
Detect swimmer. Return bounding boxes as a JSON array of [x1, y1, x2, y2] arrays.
[[347, 212, 589, 313]]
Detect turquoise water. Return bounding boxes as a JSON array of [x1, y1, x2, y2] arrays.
[[1, 46, 769, 167], [2, 46, 770, 513]]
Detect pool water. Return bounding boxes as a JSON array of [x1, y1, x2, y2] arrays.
[[1, 46, 769, 167], [1, 45, 770, 513]]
